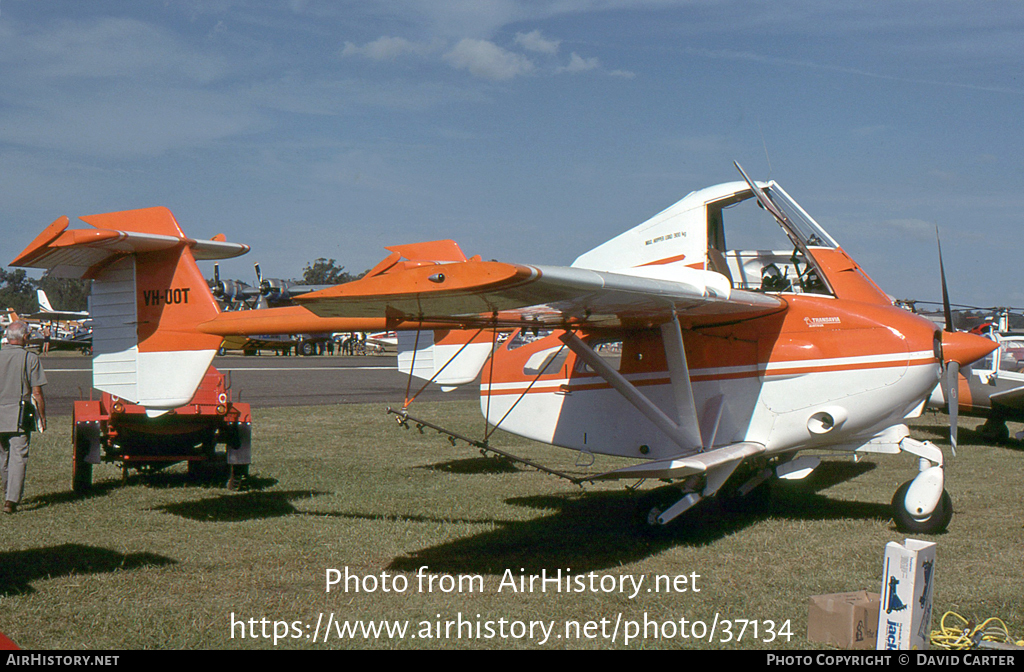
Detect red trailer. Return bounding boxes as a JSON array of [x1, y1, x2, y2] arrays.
[[71, 367, 251, 492]]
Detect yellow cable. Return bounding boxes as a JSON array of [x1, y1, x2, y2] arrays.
[[930, 611, 1024, 650]]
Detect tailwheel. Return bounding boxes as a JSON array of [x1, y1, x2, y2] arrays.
[[633, 486, 700, 536], [891, 480, 953, 534]]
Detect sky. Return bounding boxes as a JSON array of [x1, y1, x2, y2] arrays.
[[2, 1, 1023, 311]]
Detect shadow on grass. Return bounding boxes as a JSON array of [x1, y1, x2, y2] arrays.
[[956, 426, 1024, 452], [24, 475, 279, 513], [914, 413, 1024, 452], [385, 461, 891, 575], [421, 456, 520, 475], [0, 544, 175, 596], [155, 489, 326, 522]]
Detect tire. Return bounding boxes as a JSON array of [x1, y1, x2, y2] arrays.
[[72, 425, 94, 494], [891, 481, 953, 534], [633, 487, 688, 536]]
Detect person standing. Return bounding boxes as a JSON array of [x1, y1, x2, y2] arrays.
[[0, 321, 47, 514]]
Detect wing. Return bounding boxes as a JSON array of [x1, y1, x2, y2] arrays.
[[296, 259, 787, 329]]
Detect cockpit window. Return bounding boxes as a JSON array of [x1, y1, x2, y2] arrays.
[[706, 184, 835, 297]]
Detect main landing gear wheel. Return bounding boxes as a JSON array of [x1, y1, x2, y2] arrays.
[[891, 481, 953, 534]]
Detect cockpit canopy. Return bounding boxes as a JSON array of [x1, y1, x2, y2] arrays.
[[573, 179, 838, 297]]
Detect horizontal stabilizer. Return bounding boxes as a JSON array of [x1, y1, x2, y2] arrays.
[[12, 208, 248, 279], [590, 442, 765, 481]]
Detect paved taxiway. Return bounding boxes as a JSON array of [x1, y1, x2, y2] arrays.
[[39, 353, 477, 415]]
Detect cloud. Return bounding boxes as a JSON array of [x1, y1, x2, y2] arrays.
[[341, 36, 438, 61], [515, 29, 560, 54], [443, 38, 535, 80], [340, 26, 624, 80], [557, 52, 600, 73], [0, 17, 228, 84], [0, 16, 253, 158]]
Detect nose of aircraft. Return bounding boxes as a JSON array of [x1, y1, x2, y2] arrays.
[[941, 330, 998, 367]]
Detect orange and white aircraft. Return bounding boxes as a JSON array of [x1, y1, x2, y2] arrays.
[[12, 164, 996, 533]]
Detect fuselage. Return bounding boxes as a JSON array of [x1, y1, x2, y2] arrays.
[[479, 289, 944, 460]]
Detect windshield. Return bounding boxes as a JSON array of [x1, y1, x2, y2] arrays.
[[764, 184, 838, 249]]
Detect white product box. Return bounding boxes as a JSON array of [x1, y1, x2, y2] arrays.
[[876, 538, 936, 650]]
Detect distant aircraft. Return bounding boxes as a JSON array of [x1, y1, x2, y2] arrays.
[[28, 289, 90, 322], [16, 289, 93, 353], [210, 264, 333, 354], [929, 323, 1024, 442], [12, 164, 997, 533], [908, 236, 1024, 445], [210, 263, 331, 309]]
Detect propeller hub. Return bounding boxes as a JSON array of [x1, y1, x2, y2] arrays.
[[941, 330, 997, 367]]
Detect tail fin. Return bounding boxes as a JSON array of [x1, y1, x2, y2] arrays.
[[12, 207, 249, 410], [36, 289, 55, 313]]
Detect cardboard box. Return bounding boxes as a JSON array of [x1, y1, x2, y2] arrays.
[[807, 591, 880, 649], [876, 538, 936, 650]]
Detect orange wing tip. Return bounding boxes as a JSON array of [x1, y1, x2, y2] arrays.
[[299, 261, 535, 302], [365, 240, 471, 278], [384, 239, 468, 263], [79, 206, 185, 237], [10, 216, 69, 266]]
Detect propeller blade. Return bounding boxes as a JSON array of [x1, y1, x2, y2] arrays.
[[936, 227, 954, 332], [945, 359, 959, 456], [254, 262, 270, 294]]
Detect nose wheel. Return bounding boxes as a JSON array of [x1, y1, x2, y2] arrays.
[[892, 480, 953, 534]]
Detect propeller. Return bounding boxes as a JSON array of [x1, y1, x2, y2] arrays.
[[254, 263, 266, 293], [936, 228, 959, 455], [211, 263, 223, 297]]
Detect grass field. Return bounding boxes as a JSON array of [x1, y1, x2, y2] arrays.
[[1, 401, 1022, 649]]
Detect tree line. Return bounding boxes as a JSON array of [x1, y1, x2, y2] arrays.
[[0, 270, 89, 315]]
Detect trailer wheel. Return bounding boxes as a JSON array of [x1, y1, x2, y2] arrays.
[[72, 425, 94, 494]]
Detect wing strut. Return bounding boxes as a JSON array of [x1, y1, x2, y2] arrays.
[[660, 311, 705, 450], [559, 317, 704, 454]]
